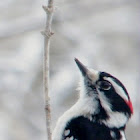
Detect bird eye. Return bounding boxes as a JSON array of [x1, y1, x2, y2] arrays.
[[98, 81, 111, 90]]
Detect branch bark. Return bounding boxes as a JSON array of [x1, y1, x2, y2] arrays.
[[42, 0, 54, 140]]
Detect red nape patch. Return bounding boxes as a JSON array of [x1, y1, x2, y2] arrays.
[[125, 100, 133, 114]]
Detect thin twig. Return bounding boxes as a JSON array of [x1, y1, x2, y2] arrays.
[[42, 0, 54, 140]]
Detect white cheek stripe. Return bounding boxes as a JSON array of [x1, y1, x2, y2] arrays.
[[98, 89, 128, 128], [104, 77, 129, 102], [103, 112, 128, 128]]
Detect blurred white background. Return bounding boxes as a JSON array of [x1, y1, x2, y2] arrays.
[[0, 0, 139, 140]]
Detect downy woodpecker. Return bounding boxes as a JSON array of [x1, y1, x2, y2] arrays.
[[52, 58, 133, 140]]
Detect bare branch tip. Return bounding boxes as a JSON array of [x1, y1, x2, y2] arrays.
[[42, 5, 54, 13]]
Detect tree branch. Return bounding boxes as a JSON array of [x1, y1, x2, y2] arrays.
[[42, 0, 54, 140]]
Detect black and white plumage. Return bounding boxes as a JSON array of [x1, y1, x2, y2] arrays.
[[52, 58, 133, 140]]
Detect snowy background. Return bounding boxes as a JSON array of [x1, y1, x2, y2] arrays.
[[0, 0, 139, 140]]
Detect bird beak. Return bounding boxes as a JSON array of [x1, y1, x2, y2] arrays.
[[75, 58, 88, 76], [75, 58, 99, 81]]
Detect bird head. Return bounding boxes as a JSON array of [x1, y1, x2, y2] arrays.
[[75, 58, 133, 127]]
